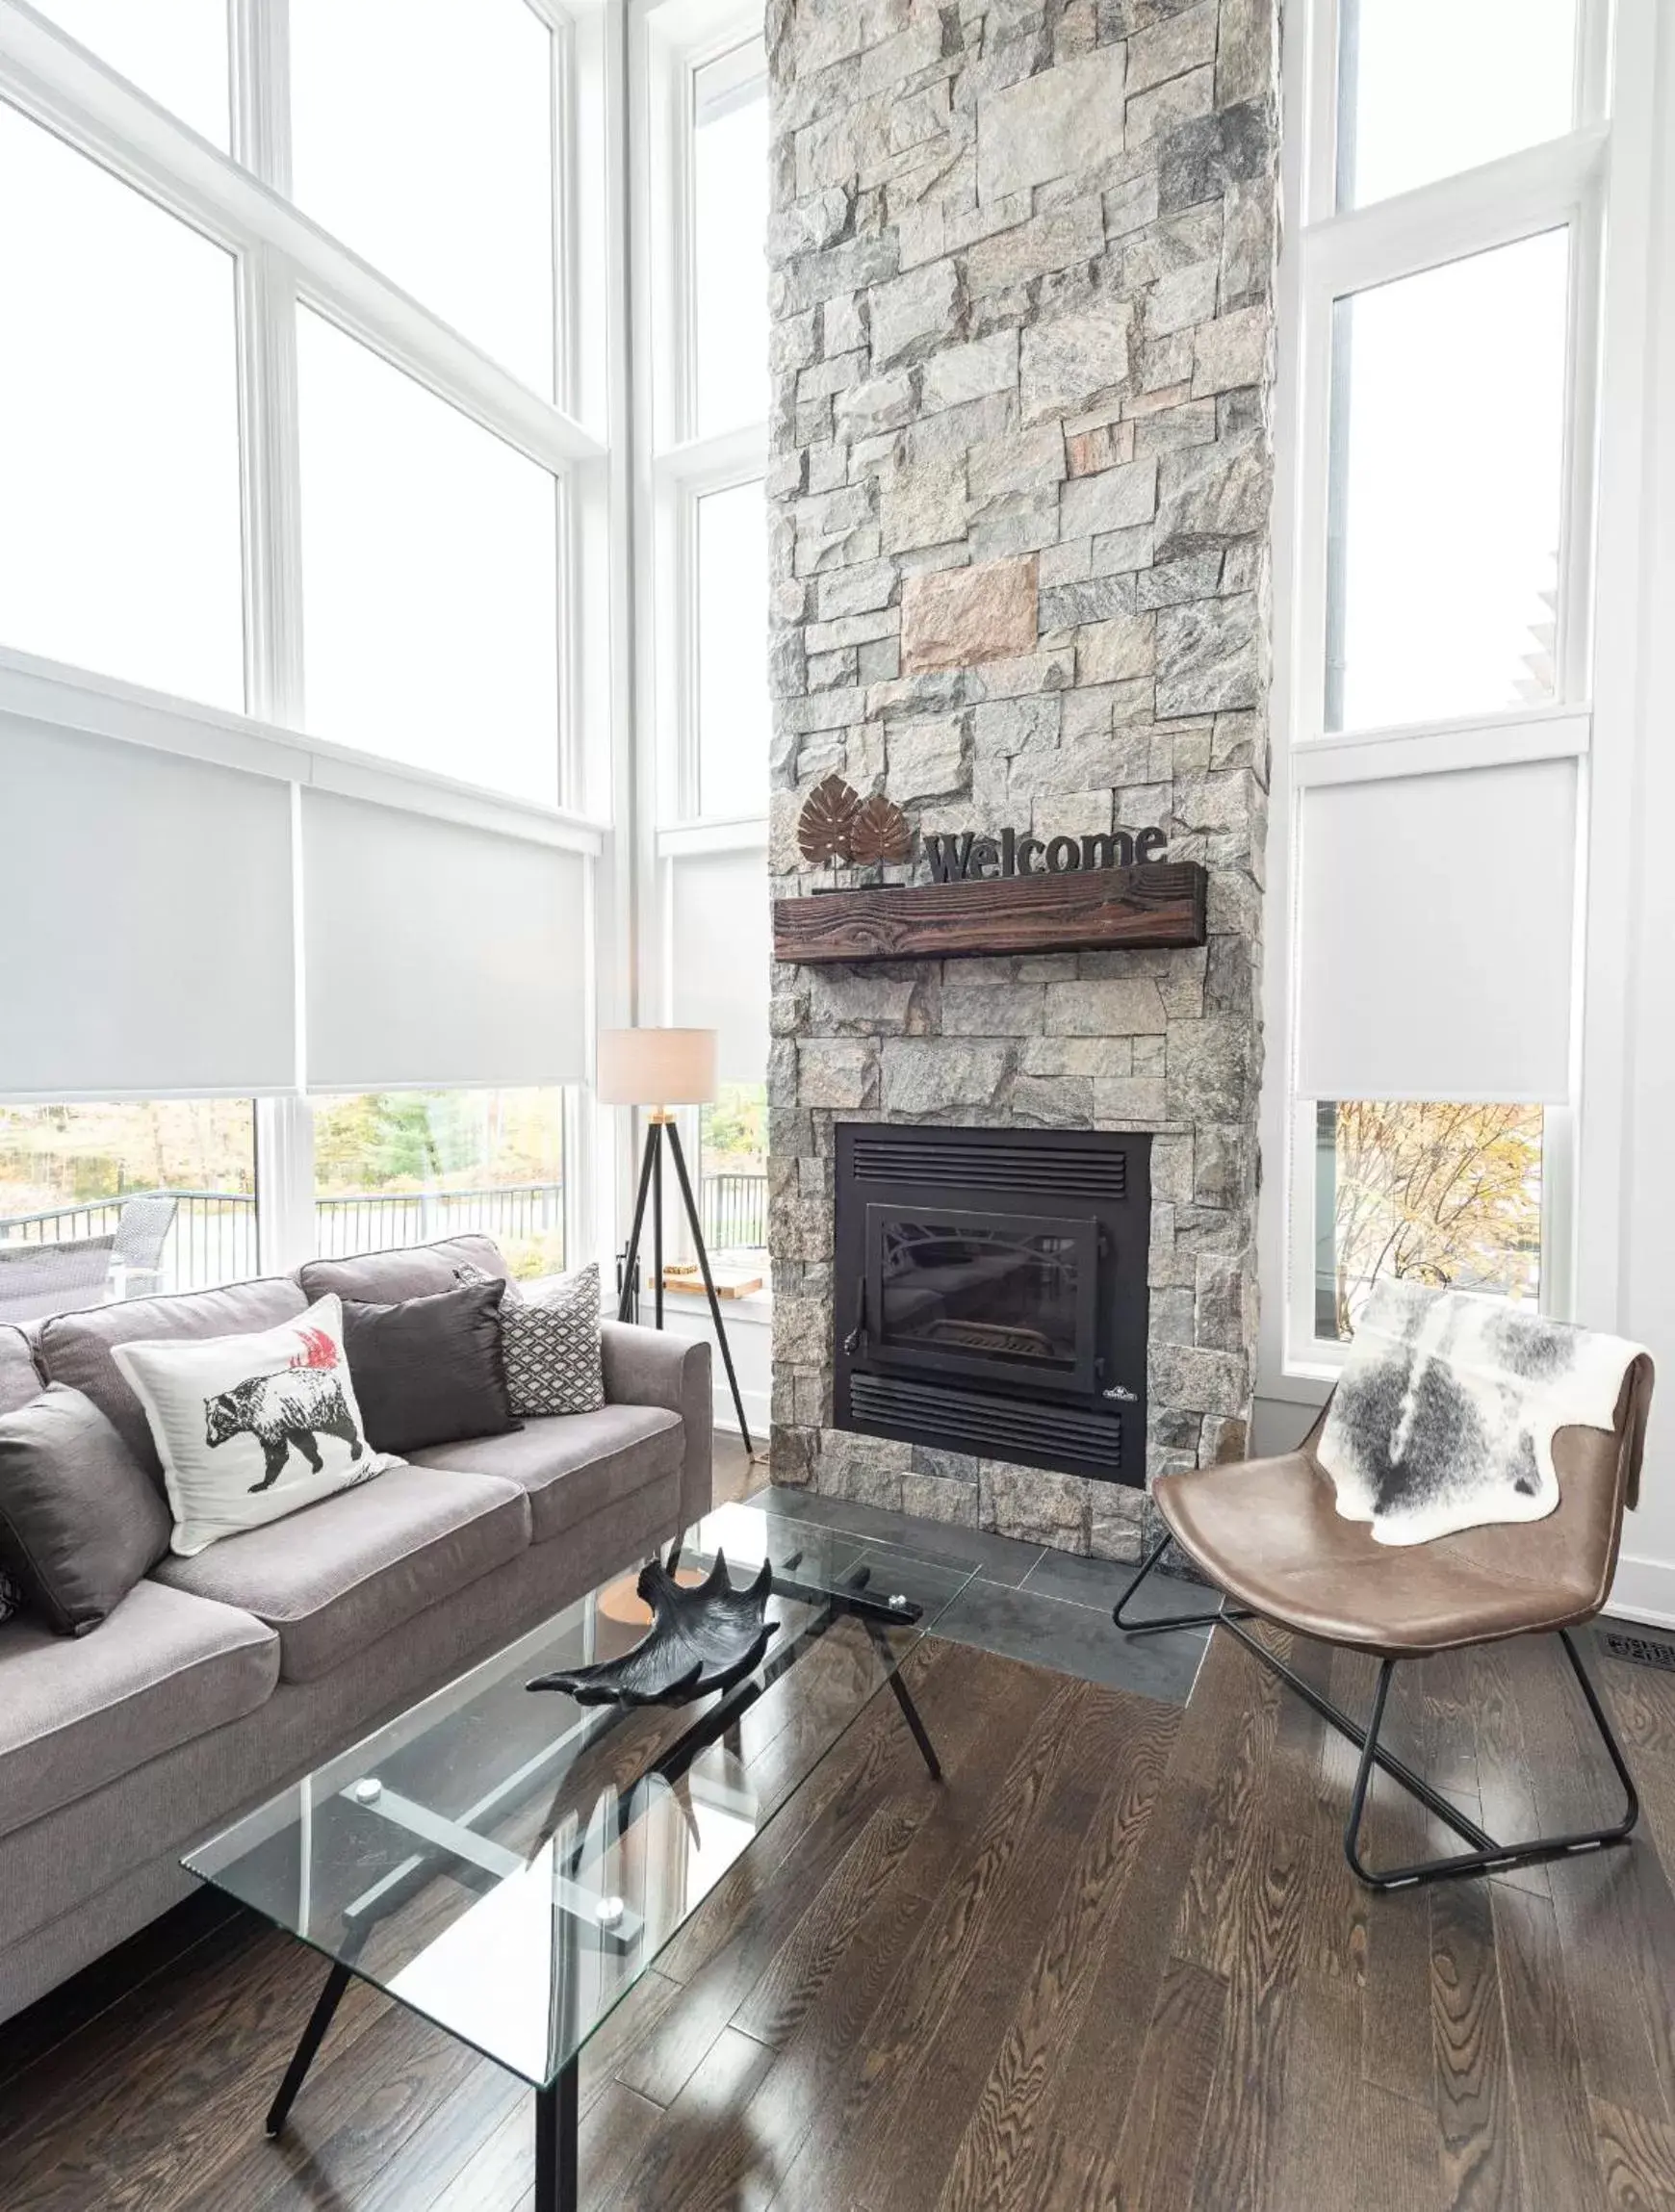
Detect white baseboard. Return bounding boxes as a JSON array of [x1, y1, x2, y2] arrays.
[[1604, 1552, 1675, 1631]]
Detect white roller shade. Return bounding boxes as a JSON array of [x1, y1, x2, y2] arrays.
[[1296, 759, 1577, 1103], [302, 791, 587, 1090], [0, 721, 295, 1096], [668, 848, 769, 1082]]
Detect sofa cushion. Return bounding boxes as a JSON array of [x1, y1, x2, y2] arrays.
[[297, 1234, 518, 1307], [407, 1403, 683, 1546], [0, 1579, 279, 1839], [0, 1326, 42, 1416], [35, 1278, 308, 1481], [343, 1279, 520, 1454], [0, 1384, 171, 1633], [151, 1464, 531, 1683]]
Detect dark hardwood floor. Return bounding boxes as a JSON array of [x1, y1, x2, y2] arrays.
[[4, 1607, 1675, 2209]]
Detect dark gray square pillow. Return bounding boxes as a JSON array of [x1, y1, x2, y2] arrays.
[[342, 1279, 521, 1456], [0, 1383, 172, 1634]]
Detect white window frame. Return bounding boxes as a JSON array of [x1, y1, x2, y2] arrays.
[[1260, 0, 1662, 1397], [0, 0, 615, 1277], [626, 0, 769, 1286]]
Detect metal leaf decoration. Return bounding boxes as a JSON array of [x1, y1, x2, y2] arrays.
[[797, 775, 863, 864], [849, 793, 913, 866], [528, 1552, 778, 1708]]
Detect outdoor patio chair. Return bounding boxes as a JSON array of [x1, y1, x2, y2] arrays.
[[1114, 1355, 1654, 1890], [0, 1232, 117, 1325], [111, 1193, 179, 1299]]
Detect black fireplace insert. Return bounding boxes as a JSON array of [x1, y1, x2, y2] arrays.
[[833, 1123, 1150, 1485]]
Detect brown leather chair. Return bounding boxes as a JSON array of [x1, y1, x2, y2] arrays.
[[1114, 1354, 1655, 1890]]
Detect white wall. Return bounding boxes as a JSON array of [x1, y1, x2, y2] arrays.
[[649, 1287, 771, 1453], [1606, 5, 1675, 1625]]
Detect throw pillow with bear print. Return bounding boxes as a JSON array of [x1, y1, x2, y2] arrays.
[[113, 1294, 399, 1556]]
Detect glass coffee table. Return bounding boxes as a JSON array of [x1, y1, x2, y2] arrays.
[[184, 1499, 976, 2212]]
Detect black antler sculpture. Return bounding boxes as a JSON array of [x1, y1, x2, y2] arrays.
[[528, 1552, 778, 1709]]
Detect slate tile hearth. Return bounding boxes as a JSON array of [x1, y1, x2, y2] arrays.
[[938, 1575, 1208, 1705], [753, 1480, 1210, 1705]]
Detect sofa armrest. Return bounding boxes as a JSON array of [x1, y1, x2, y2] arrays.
[[599, 1322, 713, 1530]]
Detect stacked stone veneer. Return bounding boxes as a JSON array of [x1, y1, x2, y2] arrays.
[[764, 0, 1278, 1557]]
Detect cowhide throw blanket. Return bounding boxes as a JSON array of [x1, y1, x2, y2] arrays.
[[1317, 1277, 1643, 1547]]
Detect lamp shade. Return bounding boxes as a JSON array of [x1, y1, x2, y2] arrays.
[[597, 1027, 717, 1107]]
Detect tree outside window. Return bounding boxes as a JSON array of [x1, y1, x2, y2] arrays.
[[1316, 1100, 1543, 1341], [311, 1089, 565, 1278]]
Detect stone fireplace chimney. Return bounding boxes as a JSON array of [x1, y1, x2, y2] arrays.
[[765, 0, 1278, 1559]]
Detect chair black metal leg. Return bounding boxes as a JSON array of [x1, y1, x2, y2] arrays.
[[1223, 1615, 1494, 1852], [1112, 1531, 1251, 1637], [1341, 1632, 1640, 1891], [534, 2059, 580, 2212], [266, 1959, 353, 2137]]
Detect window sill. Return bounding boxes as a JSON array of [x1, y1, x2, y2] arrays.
[[656, 1280, 773, 1321]]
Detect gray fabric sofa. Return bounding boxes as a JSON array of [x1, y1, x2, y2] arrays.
[[0, 1233, 712, 2026]]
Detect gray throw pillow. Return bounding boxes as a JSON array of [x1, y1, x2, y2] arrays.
[[342, 1279, 521, 1455], [0, 1383, 171, 1634]]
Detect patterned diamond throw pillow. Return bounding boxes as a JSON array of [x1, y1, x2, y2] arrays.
[[455, 1261, 606, 1419], [0, 1566, 25, 1625]]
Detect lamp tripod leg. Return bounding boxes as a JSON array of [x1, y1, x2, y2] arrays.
[[653, 1122, 664, 1331], [616, 1121, 659, 1324], [664, 1119, 756, 1457]]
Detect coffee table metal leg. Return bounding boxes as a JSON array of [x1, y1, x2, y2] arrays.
[[884, 1663, 942, 1781], [534, 2058, 580, 2212], [266, 1958, 353, 2137]]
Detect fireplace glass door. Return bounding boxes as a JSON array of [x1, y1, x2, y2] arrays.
[[863, 1203, 1099, 1396]]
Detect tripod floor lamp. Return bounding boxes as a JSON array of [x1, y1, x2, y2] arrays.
[[599, 1026, 757, 1457]]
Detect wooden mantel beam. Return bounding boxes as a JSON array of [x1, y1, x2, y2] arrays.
[[772, 862, 1207, 965]]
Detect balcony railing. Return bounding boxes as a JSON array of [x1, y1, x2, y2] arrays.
[[1, 1169, 767, 1309], [701, 1170, 768, 1251], [313, 1182, 564, 1259], [0, 1182, 565, 1299], [0, 1191, 258, 1294]]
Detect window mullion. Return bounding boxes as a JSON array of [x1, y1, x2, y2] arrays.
[[229, 0, 290, 194], [254, 1092, 315, 1274], [236, 244, 304, 729], [1302, 128, 1606, 297]]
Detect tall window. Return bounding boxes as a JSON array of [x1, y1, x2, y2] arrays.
[[288, 0, 557, 395], [0, 102, 244, 707], [1273, 0, 1608, 1367], [296, 310, 563, 804], [0, 3, 598, 1289], [690, 44, 770, 439], [639, 11, 772, 1294], [0, 3, 581, 803]]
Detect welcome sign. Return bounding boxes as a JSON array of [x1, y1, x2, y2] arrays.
[[795, 776, 1168, 884]]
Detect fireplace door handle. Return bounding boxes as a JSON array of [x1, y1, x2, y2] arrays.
[[842, 1278, 867, 1356]]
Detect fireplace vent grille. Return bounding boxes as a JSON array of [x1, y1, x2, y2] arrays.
[[849, 1134, 1126, 1200], [849, 1374, 1122, 1473]]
